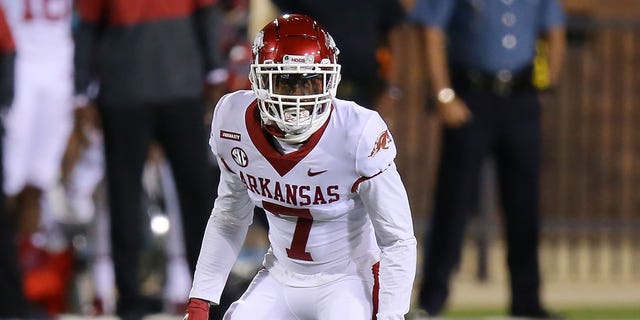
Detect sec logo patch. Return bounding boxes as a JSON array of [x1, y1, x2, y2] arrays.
[[231, 147, 248, 167]]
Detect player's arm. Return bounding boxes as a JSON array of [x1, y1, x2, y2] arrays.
[[358, 165, 417, 320], [193, 0, 225, 74], [0, 6, 15, 109], [354, 113, 417, 320], [186, 97, 255, 319], [74, 0, 107, 103], [410, 0, 470, 127], [539, 0, 566, 88], [192, 0, 227, 108], [541, 25, 566, 88], [186, 156, 254, 318]]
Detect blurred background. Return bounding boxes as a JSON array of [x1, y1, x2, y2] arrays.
[[0, 0, 638, 319]]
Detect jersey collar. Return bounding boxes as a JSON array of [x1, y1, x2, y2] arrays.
[[245, 100, 332, 176]]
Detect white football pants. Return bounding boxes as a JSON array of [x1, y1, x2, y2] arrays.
[[223, 266, 378, 320]]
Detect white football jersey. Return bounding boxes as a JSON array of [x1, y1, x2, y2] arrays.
[[191, 90, 416, 318], [0, 0, 73, 61], [213, 90, 396, 281]]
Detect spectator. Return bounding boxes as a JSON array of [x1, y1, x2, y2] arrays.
[[409, 0, 566, 318], [74, 0, 226, 318], [183, 14, 417, 320], [271, 0, 406, 109], [0, 4, 29, 318]]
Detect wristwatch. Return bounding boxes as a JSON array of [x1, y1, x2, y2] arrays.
[[437, 87, 456, 104]]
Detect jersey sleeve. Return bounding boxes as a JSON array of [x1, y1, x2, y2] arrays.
[[193, 94, 255, 304], [189, 155, 255, 304], [358, 164, 417, 319], [354, 112, 397, 178], [74, 0, 107, 96], [192, 0, 224, 72], [408, 0, 456, 29], [538, 0, 565, 31]]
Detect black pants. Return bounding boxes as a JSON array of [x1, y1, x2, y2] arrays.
[[419, 89, 542, 315], [0, 128, 29, 318], [99, 99, 218, 317]]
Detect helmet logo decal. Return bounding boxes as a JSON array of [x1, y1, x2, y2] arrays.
[[368, 130, 393, 157], [324, 31, 339, 56], [231, 147, 249, 167], [283, 54, 315, 64], [252, 31, 264, 54]]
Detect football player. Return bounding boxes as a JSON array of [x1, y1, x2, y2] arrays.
[[184, 14, 416, 320]]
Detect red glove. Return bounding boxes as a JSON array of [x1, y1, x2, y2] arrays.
[[184, 298, 210, 320]]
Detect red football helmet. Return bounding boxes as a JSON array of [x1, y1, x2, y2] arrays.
[[250, 14, 341, 144]]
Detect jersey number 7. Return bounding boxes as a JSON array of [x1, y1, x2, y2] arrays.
[[262, 201, 314, 261]]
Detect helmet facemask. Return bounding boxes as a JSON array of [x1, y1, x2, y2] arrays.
[[250, 58, 340, 144]]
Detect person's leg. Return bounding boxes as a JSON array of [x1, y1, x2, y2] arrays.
[[419, 92, 493, 315], [99, 105, 155, 318], [0, 135, 29, 318], [495, 92, 543, 315], [223, 269, 292, 320], [315, 265, 377, 320], [90, 185, 116, 315], [0, 211, 29, 318], [156, 156, 193, 313], [157, 99, 218, 273], [3, 62, 41, 235], [14, 185, 42, 234]]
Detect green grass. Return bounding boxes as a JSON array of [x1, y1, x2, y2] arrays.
[[443, 306, 640, 319]]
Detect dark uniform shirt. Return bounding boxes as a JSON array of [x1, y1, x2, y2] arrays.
[[75, 0, 223, 107], [410, 0, 564, 74]]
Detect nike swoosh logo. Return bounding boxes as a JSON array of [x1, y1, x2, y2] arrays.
[[307, 169, 328, 176]]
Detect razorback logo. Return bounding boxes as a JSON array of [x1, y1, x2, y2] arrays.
[[368, 130, 392, 157]]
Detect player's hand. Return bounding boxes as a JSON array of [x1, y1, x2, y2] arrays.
[[183, 298, 210, 320], [437, 97, 471, 128]]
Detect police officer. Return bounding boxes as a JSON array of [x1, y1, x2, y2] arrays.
[[410, 0, 566, 317]]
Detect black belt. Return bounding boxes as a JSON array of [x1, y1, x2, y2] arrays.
[[451, 65, 535, 96]]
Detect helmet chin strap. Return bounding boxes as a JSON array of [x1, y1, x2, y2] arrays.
[[277, 127, 316, 144], [260, 105, 331, 145]]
